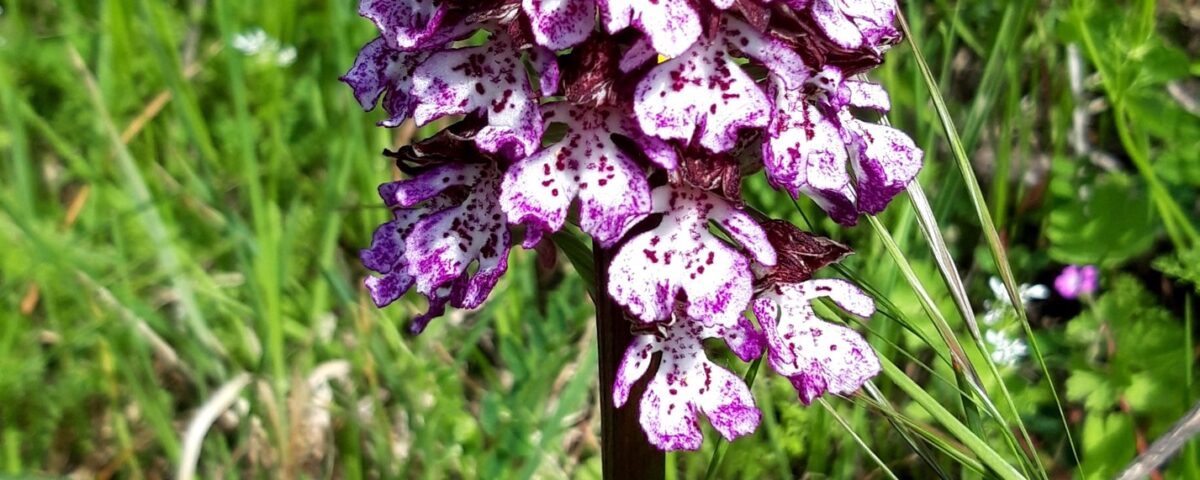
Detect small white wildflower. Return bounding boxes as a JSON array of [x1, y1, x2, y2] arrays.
[[988, 276, 1049, 307], [275, 46, 297, 67], [232, 28, 269, 55], [981, 307, 1005, 326], [986, 329, 1028, 367], [231, 27, 296, 68]]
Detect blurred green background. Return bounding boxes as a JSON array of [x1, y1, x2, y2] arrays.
[[1, 1, 1199, 478]]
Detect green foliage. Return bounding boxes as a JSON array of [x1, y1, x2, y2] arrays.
[[1064, 275, 1196, 478], [1153, 247, 1200, 293], [1046, 172, 1158, 267], [1, 1, 1198, 479]]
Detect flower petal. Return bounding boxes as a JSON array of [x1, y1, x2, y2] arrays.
[[364, 270, 414, 307], [404, 163, 512, 306], [806, 0, 899, 50], [808, 0, 864, 50], [608, 185, 776, 326], [618, 36, 657, 73], [633, 19, 805, 153], [600, 0, 700, 57], [501, 103, 655, 248], [763, 80, 858, 224], [359, 0, 448, 51], [412, 33, 544, 159], [721, 19, 808, 88], [410, 284, 454, 334], [614, 335, 656, 407], [753, 279, 879, 405], [846, 120, 923, 214], [523, 0, 595, 50], [389, 163, 481, 207], [361, 183, 450, 307], [341, 37, 429, 127], [845, 79, 890, 111], [527, 46, 562, 96], [615, 317, 762, 451], [633, 39, 765, 152]]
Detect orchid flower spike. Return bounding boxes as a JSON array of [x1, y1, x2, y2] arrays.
[[344, 0, 916, 451]]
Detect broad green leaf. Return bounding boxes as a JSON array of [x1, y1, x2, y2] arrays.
[[1046, 174, 1157, 266]]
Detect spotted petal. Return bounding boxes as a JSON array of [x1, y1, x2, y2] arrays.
[[763, 79, 858, 224], [501, 103, 670, 248], [527, 46, 562, 96], [523, 0, 596, 50], [844, 119, 923, 214], [412, 33, 544, 159], [752, 279, 879, 404], [806, 0, 899, 51], [844, 79, 891, 111], [619, 36, 657, 73], [404, 163, 511, 311], [600, 0, 700, 58], [341, 37, 429, 127], [633, 19, 806, 153], [361, 179, 458, 308], [359, 0, 448, 51], [608, 185, 776, 326], [614, 316, 763, 451]]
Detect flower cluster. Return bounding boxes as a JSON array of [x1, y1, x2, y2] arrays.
[[1054, 264, 1099, 300], [978, 277, 1047, 367], [344, 0, 921, 450]]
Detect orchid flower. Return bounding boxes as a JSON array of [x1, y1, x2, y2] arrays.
[[343, 0, 918, 451]]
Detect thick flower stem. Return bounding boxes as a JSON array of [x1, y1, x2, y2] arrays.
[[593, 240, 665, 480]]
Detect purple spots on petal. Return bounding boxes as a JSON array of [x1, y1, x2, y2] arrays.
[[600, 0, 702, 57], [358, 0, 459, 51], [524, 0, 596, 50], [340, 37, 430, 127], [633, 18, 806, 153], [753, 279, 880, 404], [412, 32, 545, 160], [361, 163, 512, 334], [615, 315, 762, 451], [608, 185, 775, 326]]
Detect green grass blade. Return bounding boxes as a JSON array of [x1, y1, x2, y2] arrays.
[[67, 46, 226, 363], [906, 183, 1044, 479], [896, 10, 1083, 475], [879, 357, 1025, 480], [819, 398, 901, 480]]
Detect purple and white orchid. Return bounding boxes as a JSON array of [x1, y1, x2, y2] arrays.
[[345, 0, 918, 451]]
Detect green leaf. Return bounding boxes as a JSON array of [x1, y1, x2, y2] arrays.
[[1153, 247, 1200, 292], [550, 230, 596, 295], [1046, 174, 1158, 267], [1065, 370, 1116, 412], [1080, 414, 1136, 480]]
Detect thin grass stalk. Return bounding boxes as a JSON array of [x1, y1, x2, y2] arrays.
[[859, 386, 991, 476], [895, 9, 1083, 475], [863, 212, 1024, 474], [877, 357, 1025, 480], [819, 398, 901, 480], [66, 46, 226, 363], [905, 183, 1045, 479], [863, 216, 990, 396], [858, 386, 954, 479]]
